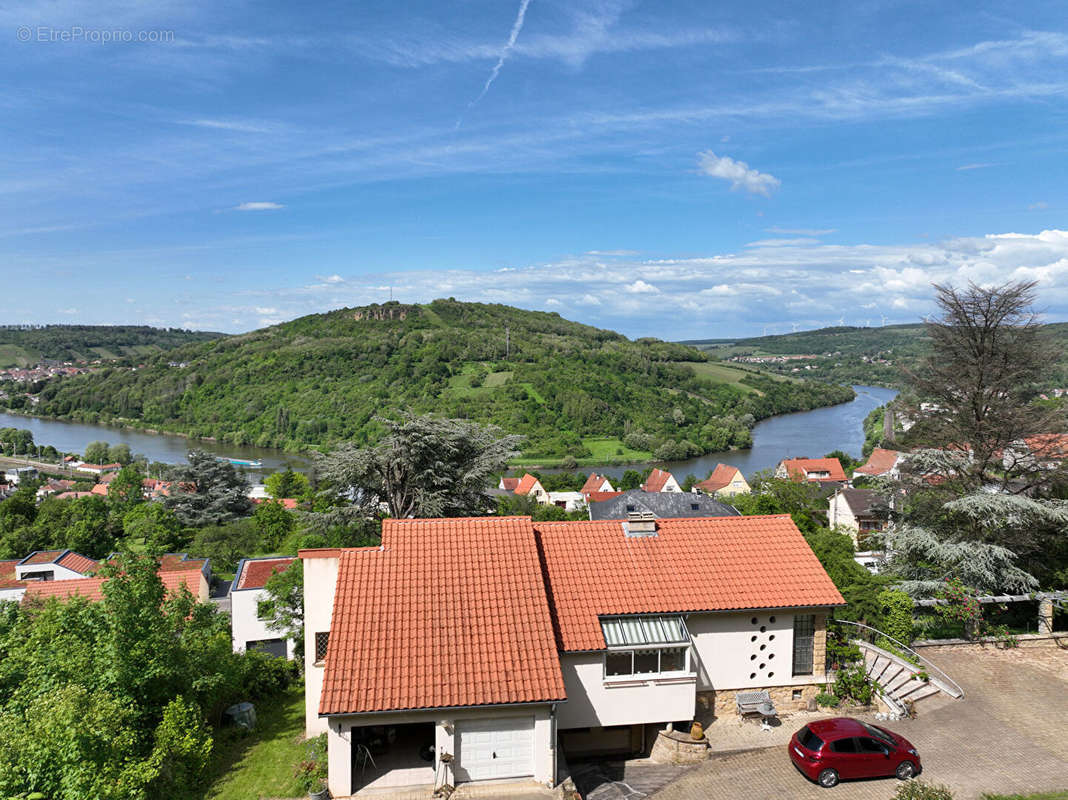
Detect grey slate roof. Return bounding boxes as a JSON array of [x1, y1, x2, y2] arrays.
[[589, 489, 740, 521], [836, 487, 882, 516]]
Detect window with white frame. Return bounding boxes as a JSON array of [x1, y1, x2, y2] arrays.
[[601, 615, 693, 679]]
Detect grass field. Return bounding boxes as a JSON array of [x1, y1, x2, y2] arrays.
[[0, 344, 39, 368], [203, 685, 308, 800]]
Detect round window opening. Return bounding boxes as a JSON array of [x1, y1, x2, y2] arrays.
[[768, 653, 775, 659], [769, 615, 776, 623], [759, 663, 765, 669], [750, 654, 756, 660], [769, 634, 775, 641], [750, 635, 757, 642], [768, 671, 774, 678], [749, 672, 756, 680], [759, 644, 766, 651], [759, 625, 766, 633], [751, 617, 758, 625]]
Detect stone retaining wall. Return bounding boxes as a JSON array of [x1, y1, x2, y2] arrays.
[[913, 633, 1068, 651], [696, 683, 823, 722], [649, 730, 711, 764]]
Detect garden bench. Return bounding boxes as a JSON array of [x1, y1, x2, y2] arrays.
[[736, 690, 777, 730]]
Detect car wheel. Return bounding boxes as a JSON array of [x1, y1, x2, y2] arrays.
[[818, 768, 839, 788], [896, 761, 916, 780]]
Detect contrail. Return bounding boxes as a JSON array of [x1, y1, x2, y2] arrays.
[[468, 0, 533, 109]]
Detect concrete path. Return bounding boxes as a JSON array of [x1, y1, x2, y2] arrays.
[[649, 641, 1068, 800]]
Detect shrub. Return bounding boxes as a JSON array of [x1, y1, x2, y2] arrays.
[[892, 780, 955, 800], [832, 663, 873, 706], [236, 650, 298, 700], [294, 734, 328, 793], [814, 692, 839, 707], [878, 588, 915, 645]]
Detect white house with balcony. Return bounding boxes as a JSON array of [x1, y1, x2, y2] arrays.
[[229, 556, 298, 659], [300, 513, 842, 797]]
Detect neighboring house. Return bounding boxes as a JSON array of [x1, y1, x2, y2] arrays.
[[775, 458, 847, 484], [301, 514, 841, 797], [230, 556, 297, 659], [641, 468, 681, 493], [498, 476, 521, 492], [37, 479, 76, 499], [55, 491, 95, 499], [75, 462, 121, 475], [1003, 434, 1068, 471], [588, 489, 739, 521], [3, 466, 37, 485], [22, 564, 210, 603], [547, 491, 586, 512], [580, 473, 615, 496], [585, 491, 622, 504], [252, 497, 299, 509], [827, 488, 888, 542], [13, 549, 99, 582], [248, 484, 271, 500], [853, 448, 903, 480], [514, 473, 549, 504], [695, 464, 750, 497], [0, 560, 26, 603]]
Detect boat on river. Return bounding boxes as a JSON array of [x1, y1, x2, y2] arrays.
[[215, 456, 263, 468]]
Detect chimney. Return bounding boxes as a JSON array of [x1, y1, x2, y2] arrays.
[[624, 511, 658, 537]]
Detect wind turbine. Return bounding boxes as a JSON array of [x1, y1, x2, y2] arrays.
[[866, 318, 872, 327], [838, 315, 846, 327], [791, 322, 800, 333], [880, 314, 888, 326]]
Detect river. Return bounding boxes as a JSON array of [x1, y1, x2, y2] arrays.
[[0, 384, 897, 478]]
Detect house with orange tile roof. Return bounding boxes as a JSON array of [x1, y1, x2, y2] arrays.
[[694, 463, 750, 497], [775, 457, 847, 484], [74, 462, 122, 475], [300, 513, 842, 796], [498, 476, 520, 492], [12, 549, 99, 584], [853, 448, 903, 480], [640, 467, 681, 493], [21, 564, 209, 604], [580, 473, 615, 495], [513, 473, 548, 503], [229, 556, 297, 659], [1003, 433, 1068, 471]]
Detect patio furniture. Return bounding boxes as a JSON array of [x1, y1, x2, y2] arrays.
[[736, 691, 778, 730], [354, 742, 377, 773]]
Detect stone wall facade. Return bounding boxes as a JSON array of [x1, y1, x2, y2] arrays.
[[696, 683, 824, 722]]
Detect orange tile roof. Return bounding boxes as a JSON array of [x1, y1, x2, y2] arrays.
[[319, 517, 565, 715], [514, 473, 540, 495], [235, 557, 295, 590], [580, 473, 612, 494], [55, 491, 95, 499], [641, 468, 675, 492], [251, 497, 299, 509], [90, 483, 108, 496], [586, 491, 623, 503], [1024, 433, 1068, 460], [0, 560, 25, 590], [500, 477, 520, 492], [56, 552, 99, 574], [780, 458, 847, 482], [854, 448, 902, 476], [696, 463, 741, 493], [20, 550, 65, 565], [22, 565, 204, 603], [534, 515, 844, 652]]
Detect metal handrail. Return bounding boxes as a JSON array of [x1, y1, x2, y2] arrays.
[[831, 619, 965, 699]]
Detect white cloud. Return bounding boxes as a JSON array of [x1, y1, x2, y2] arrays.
[[746, 238, 819, 247], [320, 274, 344, 284], [956, 162, 996, 171], [625, 279, 660, 294], [1029, 201, 1049, 210], [696, 152, 780, 196], [255, 306, 278, 314], [58, 308, 78, 315], [233, 201, 285, 211], [467, 0, 533, 110], [545, 297, 561, 306]]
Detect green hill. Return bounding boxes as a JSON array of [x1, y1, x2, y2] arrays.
[[21, 300, 854, 462], [0, 325, 225, 368], [684, 323, 1068, 387]]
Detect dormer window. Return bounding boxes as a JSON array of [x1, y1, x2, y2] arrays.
[[600, 615, 693, 679]]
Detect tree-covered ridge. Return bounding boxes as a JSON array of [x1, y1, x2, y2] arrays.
[[0, 325, 224, 368], [25, 300, 854, 459]]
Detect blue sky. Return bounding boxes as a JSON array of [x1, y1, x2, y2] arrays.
[[4, 0, 1068, 338]]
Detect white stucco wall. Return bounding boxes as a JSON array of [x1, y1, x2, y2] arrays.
[[688, 610, 815, 690], [14, 562, 86, 581], [326, 704, 556, 796], [547, 491, 586, 512], [0, 587, 26, 604], [303, 553, 339, 736], [828, 492, 859, 535], [230, 586, 297, 659], [556, 652, 696, 730]]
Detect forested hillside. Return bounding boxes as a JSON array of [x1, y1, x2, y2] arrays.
[[24, 300, 853, 460], [686, 322, 1068, 387], [0, 325, 224, 368]]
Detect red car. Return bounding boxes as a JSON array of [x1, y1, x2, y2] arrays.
[[788, 717, 921, 788]]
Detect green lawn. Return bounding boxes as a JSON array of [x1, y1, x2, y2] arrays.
[[681, 360, 759, 391], [510, 436, 652, 468], [202, 685, 308, 800]]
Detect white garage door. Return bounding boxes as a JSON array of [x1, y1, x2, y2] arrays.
[[454, 716, 535, 782]]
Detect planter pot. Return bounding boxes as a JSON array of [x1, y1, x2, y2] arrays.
[[309, 788, 329, 800]]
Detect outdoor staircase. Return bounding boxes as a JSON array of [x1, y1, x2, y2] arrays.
[[859, 641, 962, 716]]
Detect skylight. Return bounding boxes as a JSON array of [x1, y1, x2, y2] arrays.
[[600, 614, 689, 647]]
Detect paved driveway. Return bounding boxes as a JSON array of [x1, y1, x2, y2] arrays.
[[650, 642, 1068, 800]]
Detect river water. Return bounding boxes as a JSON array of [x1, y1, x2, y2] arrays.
[[0, 384, 897, 478]]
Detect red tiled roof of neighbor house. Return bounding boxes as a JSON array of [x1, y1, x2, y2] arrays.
[[580, 473, 611, 494], [514, 473, 540, 495], [19, 549, 66, 565], [534, 515, 845, 652], [235, 557, 295, 590], [22, 565, 204, 603], [695, 463, 741, 493], [318, 517, 565, 716], [0, 560, 24, 590], [55, 491, 94, 499], [854, 448, 902, 476], [500, 477, 520, 492], [251, 497, 299, 509], [56, 551, 99, 574], [586, 491, 623, 503], [641, 467, 675, 492], [97, 471, 119, 485], [780, 458, 847, 482], [90, 483, 108, 496], [1024, 433, 1068, 460]]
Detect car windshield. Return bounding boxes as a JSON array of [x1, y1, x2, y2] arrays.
[[860, 722, 895, 745], [799, 727, 824, 751]]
